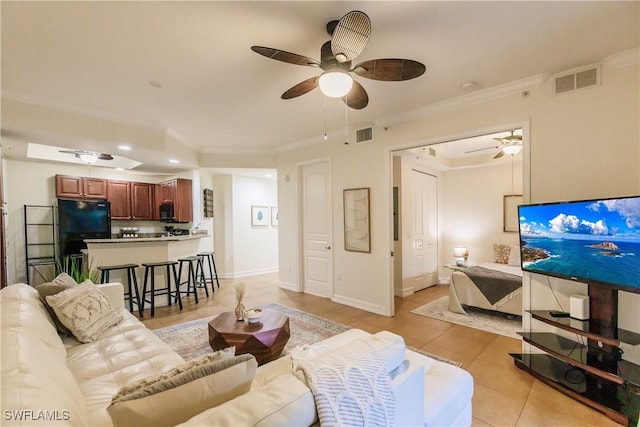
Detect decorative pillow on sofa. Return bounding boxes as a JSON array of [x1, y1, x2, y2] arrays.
[[493, 243, 512, 264], [107, 353, 257, 427], [46, 281, 122, 343], [36, 272, 79, 335]]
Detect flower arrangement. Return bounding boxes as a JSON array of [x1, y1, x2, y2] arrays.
[[234, 282, 246, 321]]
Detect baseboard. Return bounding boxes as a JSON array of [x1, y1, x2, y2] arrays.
[[332, 293, 387, 316], [220, 267, 278, 279], [439, 276, 451, 285], [394, 286, 415, 297], [278, 281, 299, 292]]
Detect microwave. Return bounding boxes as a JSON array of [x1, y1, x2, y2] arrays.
[[159, 202, 174, 221]]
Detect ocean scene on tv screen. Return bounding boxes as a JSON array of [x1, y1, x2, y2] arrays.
[[518, 197, 640, 290]]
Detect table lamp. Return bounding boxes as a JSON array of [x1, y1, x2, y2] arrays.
[[454, 246, 469, 266]]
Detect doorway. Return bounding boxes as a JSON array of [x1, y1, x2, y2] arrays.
[[390, 125, 526, 297], [299, 160, 332, 298]]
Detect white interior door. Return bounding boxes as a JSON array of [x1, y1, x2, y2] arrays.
[[301, 161, 332, 298], [403, 169, 438, 291]]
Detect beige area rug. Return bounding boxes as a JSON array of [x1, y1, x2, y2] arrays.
[[154, 302, 461, 367], [411, 296, 522, 340]]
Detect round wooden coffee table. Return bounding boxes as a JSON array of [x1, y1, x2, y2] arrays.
[[208, 309, 290, 365]]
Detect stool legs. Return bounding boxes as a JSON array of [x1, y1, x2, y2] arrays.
[[141, 262, 181, 318], [98, 264, 141, 317]]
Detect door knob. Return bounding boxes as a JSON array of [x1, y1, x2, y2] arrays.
[[324, 245, 331, 250]]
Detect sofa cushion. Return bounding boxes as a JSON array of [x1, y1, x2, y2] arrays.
[[36, 272, 78, 336], [1, 284, 89, 426], [107, 353, 258, 427], [66, 309, 185, 427], [46, 281, 122, 343], [178, 373, 316, 427]]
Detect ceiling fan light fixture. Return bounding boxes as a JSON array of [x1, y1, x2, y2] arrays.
[[319, 71, 353, 98], [502, 144, 522, 156], [78, 152, 99, 164]]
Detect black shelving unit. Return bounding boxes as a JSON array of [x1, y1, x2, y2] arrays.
[[24, 205, 56, 284]]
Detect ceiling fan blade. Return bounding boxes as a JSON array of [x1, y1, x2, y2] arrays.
[[331, 11, 371, 63], [342, 80, 368, 109], [98, 153, 113, 160], [493, 150, 506, 159], [464, 145, 499, 154], [353, 59, 426, 81], [251, 46, 320, 68], [281, 76, 319, 99]]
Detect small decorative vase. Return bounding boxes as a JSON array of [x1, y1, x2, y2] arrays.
[[235, 300, 246, 321]]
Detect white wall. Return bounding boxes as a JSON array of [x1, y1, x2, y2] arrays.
[[276, 57, 639, 321], [212, 173, 278, 278], [440, 159, 523, 274]]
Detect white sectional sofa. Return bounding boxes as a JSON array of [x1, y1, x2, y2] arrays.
[[1, 282, 473, 426]]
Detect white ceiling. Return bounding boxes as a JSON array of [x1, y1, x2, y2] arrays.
[[1, 1, 638, 172]]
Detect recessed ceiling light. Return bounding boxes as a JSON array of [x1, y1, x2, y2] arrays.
[[169, 159, 179, 164], [149, 81, 163, 88], [116, 167, 125, 171], [265, 174, 273, 178], [461, 81, 477, 90], [118, 145, 131, 151]]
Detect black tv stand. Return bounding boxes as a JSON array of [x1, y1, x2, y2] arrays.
[[511, 283, 640, 426]]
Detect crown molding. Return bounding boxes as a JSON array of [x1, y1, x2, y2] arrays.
[[377, 74, 545, 129], [604, 47, 640, 68], [1, 90, 166, 132]]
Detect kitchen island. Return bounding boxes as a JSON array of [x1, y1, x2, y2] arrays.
[[86, 234, 212, 310]]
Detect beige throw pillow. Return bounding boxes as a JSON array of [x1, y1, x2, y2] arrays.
[[493, 243, 512, 264], [107, 353, 257, 427], [46, 281, 122, 343], [36, 273, 79, 335]]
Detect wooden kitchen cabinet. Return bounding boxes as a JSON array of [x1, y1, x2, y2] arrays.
[[131, 182, 154, 220], [107, 180, 154, 220], [155, 178, 192, 222], [107, 180, 131, 220], [56, 175, 107, 199]]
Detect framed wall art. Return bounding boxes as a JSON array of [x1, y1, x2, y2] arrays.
[[251, 205, 269, 226], [343, 187, 371, 253]]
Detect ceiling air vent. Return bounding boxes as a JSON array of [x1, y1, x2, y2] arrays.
[[355, 126, 373, 144], [429, 147, 436, 157], [553, 65, 600, 95]]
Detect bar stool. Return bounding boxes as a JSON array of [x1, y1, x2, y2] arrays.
[[177, 256, 208, 303], [197, 252, 220, 292], [97, 263, 141, 316], [141, 261, 182, 317]]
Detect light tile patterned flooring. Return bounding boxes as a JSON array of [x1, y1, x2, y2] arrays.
[[139, 273, 622, 427]]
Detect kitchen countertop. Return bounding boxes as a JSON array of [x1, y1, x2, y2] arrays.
[[85, 234, 209, 244]]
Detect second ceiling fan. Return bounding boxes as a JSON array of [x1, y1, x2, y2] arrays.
[[251, 10, 426, 110]]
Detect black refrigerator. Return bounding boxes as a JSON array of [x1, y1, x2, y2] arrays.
[[58, 198, 111, 258]]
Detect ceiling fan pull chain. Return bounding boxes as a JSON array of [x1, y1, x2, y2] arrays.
[[324, 95, 328, 141], [344, 94, 349, 144]]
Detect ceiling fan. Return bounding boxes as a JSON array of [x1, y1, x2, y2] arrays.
[[59, 149, 113, 164], [251, 10, 426, 110], [464, 130, 523, 159]]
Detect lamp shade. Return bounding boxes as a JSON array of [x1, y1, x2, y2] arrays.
[[453, 246, 467, 257], [502, 145, 522, 156], [78, 153, 98, 164], [318, 71, 353, 98]]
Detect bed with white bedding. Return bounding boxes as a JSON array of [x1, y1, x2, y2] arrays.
[[448, 262, 523, 316]]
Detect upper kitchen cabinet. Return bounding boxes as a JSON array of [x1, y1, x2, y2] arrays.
[[155, 178, 192, 223], [56, 175, 107, 199], [131, 182, 155, 220], [107, 180, 155, 221]]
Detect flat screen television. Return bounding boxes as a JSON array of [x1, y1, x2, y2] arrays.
[[517, 195, 640, 294], [58, 198, 111, 256]]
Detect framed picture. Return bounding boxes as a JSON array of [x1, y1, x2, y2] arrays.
[[251, 206, 269, 226], [271, 207, 278, 226], [343, 187, 371, 253], [504, 194, 523, 232]]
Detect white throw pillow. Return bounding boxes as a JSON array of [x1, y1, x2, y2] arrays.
[[46, 281, 122, 343]]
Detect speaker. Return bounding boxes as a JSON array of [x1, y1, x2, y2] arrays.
[[570, 294, 590, 320]]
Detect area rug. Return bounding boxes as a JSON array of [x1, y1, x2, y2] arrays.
[[154, 302, 461, 367], [411, 296, 522, 340]]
